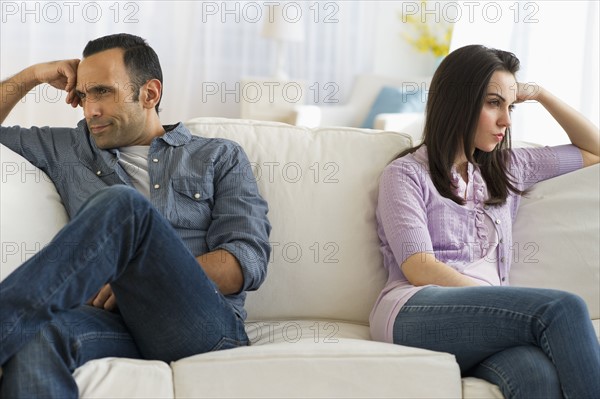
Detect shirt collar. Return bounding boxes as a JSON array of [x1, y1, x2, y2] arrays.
[[158, 122, 192, 147], [76, 119, 192, 177], [78, 119, 192, 149]]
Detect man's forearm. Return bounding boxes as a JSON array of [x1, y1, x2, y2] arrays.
[[0, 67, 39, 124], [1, 59, 81, 125], [196, 249, 244, 295]]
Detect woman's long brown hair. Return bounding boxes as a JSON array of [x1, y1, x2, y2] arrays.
[[397, 45, 524, 206]]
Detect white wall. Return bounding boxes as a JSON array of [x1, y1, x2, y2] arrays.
[[372, 1, 435, 78], [0, 1, 393, 127]]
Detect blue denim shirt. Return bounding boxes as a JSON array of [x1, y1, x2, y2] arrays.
[[0, 119, 271, 319]]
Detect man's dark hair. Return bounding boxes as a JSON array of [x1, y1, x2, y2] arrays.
[[83, 33, 163, 114]]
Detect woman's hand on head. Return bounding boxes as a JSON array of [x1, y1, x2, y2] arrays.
[[516, 82, 543, 103]]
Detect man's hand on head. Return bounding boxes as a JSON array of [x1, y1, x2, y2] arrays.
[[32, 59, 81, 108], [1, 59, 78, 123]]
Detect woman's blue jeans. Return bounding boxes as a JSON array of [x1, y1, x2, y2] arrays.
[[0, 186, 248, 397], [393, 286, 600, 399]]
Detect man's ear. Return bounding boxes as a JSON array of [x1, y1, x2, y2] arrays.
[[141, 79, 162, 110]]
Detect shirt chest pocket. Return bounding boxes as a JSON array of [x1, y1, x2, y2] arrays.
[[170, 177, 214, 229]]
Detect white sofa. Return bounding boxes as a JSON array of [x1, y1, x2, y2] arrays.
[[1, 117, 598, 398]]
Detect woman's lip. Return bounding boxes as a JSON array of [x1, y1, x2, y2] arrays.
[[494, 133, 505, 141]]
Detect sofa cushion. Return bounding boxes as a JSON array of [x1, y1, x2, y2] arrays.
[[172, 329, 461, 398], [185, 118, 413, 324], [73, 358, 173, 398], [462, 377, 504, 399], [511, 164, 600, 319], [0, 144, 69, 281]]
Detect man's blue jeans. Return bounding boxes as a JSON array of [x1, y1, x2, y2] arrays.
[[393, 286, 600, 399], [0, 186, 248, 397]]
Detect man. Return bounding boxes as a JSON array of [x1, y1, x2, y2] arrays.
[[0, 33, 271, 397]]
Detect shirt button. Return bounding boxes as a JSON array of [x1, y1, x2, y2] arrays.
[[96, 171, 102, 176], [495, 219, 501, 225], [154, 184, 160, 189], [194, 193, 201, 199], [499, 238, 504, 244], [152, 158, 159, 163], [484, 205, 489, 210], [501, 277, 506, 282], [501, 257, 505, 263]]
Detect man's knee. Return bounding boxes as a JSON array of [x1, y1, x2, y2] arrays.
[[11, 321, 73, 363], [96, 185, 146, 203], [83, 185, 150, 214]]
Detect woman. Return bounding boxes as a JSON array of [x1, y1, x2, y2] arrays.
[[370, 44, 599, 399]]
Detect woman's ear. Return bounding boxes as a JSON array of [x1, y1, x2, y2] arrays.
[[141, 79, 162, 111]]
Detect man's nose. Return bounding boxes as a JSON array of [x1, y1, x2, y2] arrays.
[[82, 100, 101, 119]]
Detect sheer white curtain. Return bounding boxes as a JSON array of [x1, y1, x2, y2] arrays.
[[449, 0, 599, 146], [0, 1, 378, 127]]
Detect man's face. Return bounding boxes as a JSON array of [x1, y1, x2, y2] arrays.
[[76, 48, 148, 149]]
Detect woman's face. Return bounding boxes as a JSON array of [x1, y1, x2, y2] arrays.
[[474, 70, 517, 153]]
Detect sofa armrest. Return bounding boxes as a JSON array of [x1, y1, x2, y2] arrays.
[[291, 105, 322, 127], [292, 104, 363, 128]]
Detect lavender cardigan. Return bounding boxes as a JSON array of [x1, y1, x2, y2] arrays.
[[370, 144, 583, 343]]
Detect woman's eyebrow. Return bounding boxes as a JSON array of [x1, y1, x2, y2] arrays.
[[487, 92, 506, 102]]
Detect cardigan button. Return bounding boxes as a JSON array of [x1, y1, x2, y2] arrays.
[[495, 219, 501, 224]]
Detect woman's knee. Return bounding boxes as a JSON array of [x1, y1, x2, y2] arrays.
[[544, 290, 590, 323]]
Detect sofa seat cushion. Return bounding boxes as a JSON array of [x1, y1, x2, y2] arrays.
[[172, 321, 461, 398], [462, 377, 504, 399], [73, 358, 173, 398]]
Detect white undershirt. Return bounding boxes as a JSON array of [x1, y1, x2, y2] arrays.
[[118, 146, 151, 199]]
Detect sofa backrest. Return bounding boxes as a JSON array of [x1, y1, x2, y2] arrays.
[[510, 163, 600, 319], [3, 118, 597, 326], [185, 118, 413, 323], [0, 144, 69, 280]]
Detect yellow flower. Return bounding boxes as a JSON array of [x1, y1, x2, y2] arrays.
[[400, 1, 454, 57]]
